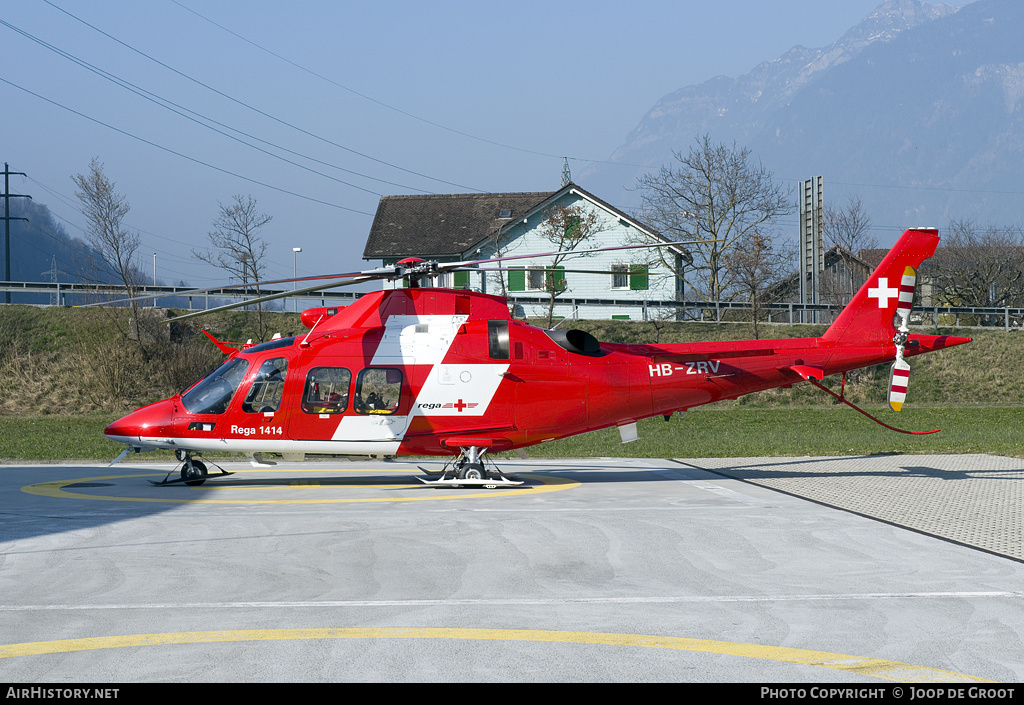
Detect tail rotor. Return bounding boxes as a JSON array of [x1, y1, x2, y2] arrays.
[[888, 266, 916, 411]]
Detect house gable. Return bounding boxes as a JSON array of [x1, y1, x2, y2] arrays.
[[362, 183, 682, 319]]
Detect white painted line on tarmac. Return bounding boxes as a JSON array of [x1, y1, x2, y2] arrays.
[[1, 591, 1020, 611]]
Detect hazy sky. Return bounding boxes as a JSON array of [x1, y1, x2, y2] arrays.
[[1, 0, 970, 289]]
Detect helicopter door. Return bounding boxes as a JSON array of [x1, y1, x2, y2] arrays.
[[287, 361, 352, 441], [240, 357, 289, 414]]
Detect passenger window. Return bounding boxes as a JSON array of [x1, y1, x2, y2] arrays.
[[354, 368, 403, 415], [243, 357, 288, 413], [302, 367, 351, 414]]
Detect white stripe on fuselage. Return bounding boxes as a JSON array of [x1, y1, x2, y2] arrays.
[[331, 314, 507, 443], [413, 363, 508, 417], [371, 314, 468, 365]]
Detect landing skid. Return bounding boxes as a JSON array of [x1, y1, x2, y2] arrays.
[[417, 475, 523, 489], [417, 448, 524, 489], [149, 456, 233, 487]]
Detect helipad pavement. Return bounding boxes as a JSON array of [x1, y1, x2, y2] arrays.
[[687, 454, 1023, 562], [1, 454, 1021, 682]]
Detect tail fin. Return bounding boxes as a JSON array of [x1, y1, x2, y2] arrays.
[[821, 228, 939, 346]]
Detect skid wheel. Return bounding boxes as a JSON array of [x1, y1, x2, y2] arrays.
[[458, 463, 485, 481], [181, 459, 208, 486]]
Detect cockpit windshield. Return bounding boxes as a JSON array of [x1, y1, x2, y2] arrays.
[[181, 357, 250, 415]]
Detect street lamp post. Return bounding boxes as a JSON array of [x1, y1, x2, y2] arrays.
[[292, 247, 302, 312]]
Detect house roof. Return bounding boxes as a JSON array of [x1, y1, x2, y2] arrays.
[[767, 245, 874, 300], [858, 248, 887, 269], [362, 191, 555, 260], [362, 182, 667, 261]]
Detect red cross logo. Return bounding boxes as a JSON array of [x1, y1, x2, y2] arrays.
[[453, 399, 467, 412]]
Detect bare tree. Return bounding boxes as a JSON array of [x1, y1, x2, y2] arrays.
[[824, 196, 877, 254], [928, 220, 1024, 321], [72, 158, 143, 333], [194, 195, 273, 340], [534, 203, 607, 327], [724, 228, 790, 339], [635, 135, 792, 304], [482, 226, 522, 301]]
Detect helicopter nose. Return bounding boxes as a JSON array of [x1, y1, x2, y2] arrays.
[[105, 399, 175, 444]]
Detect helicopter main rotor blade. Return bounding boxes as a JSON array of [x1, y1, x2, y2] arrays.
[[75, 268, 388, 309], [471, 266, 665, 276], [438, 238, 716, 272], [166, 275, 377, 322]]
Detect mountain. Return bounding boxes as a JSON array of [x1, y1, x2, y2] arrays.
[[4, 199, 116, 305], [581, 0, 1024, 244]]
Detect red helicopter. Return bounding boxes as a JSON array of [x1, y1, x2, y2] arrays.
[[104, 227, 970, 487]]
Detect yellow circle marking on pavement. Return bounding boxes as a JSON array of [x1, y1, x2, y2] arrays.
[[0, 627, 991, 682], [21, 472, 577, 504]]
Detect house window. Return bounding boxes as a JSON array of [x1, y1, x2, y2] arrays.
[[611, 264, 648, 290], [611, 264, 629, 290], [526, 266, 566, 292], [437, 270, 470, 289]]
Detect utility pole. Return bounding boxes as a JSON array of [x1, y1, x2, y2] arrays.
[[1, 164, 32, 304]]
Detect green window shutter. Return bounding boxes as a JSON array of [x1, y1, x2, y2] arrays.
[[547, 265, 566, 292], [508, 267, 525, 292], [453, 270, 469, 288], [565, 216, 581, 240], [629, 265, 649, 290]]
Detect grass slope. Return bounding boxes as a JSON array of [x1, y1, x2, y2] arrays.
[[0, 305, 1020, 461]]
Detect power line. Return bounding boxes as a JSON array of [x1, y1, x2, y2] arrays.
[[167, 0, 649, 170], [0, 18, 438, 197], [24, 175, 300, 284], [0, 76, 377, 216], [40, 0, 484, 193]]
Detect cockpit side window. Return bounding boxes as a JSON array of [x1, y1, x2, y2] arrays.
[[181, 357, 250, 415], [243, 357, 289, 413]]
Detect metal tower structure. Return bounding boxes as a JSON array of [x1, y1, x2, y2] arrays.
[[798, 176, 824, 323], [1, 163, 31, 304]]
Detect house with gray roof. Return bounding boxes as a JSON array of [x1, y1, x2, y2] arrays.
[[363, 183, 686, 321]]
